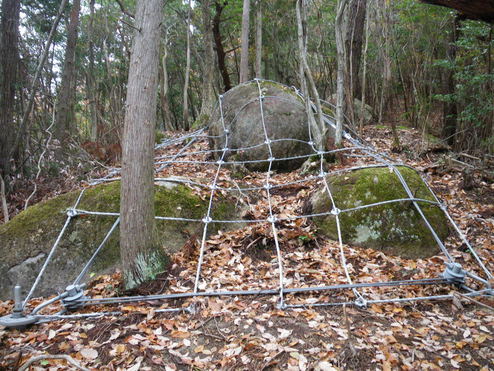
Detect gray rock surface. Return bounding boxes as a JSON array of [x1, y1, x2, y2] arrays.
[[0, 180, 241, 300], [209, 81, 315, 171]]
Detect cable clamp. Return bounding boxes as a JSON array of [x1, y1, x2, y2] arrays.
[[319, 171, 326, 178], [62, 284, 86, 311], [331, 208, 341, 216], [264, 139, 271, 145], [317, 150, 325, 156], [202, 216, 212, 224], [442, 262, 466, 285], [223, 128, 229, 134], [216, 159, 224, 165], [210, 185, 217, 191], [268, 157, 275, 162], [267, 216, 277, 223], [66, 208, 78, 217], [308, 141, 314, 146], [439, 203, 448, 211], [222, 147, 229, 152]]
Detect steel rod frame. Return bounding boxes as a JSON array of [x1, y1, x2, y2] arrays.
[[9, 79, 492, 328]]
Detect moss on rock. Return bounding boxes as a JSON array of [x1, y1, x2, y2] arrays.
[[310, 166, 449, 259], [0, 180, 241, 300]]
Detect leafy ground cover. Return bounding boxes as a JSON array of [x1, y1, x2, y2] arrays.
[[1, 126, 493, 370]]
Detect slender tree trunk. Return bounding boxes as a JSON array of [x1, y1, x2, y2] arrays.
[[120, 0, 168, 290], [255, 0, 263, 78], [345, 0, 367, 100], [183, 0, 192, 130], [359, 0, 370, 133], [88, 0, 98, 141], [379, 0, 400, 149], [441, 16, 460, 147], [0, 0, 21, 187], [160, 34, 174, 131], [239, 0, 250, 83], [296, 0, 326, 150], [213, 1, 232, 91], [55, 0, 81, 140], [335, 0, 348, 146], [199, 0, 217, 123]]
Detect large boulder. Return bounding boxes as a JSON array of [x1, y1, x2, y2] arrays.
[[209, 81, 314, 171], [0, 180, 241, 300], [307, 166, 449, 259]]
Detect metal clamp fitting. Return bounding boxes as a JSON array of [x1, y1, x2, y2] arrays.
[[442, 263, 466, 285], [0, 286, 38, 329], [62, 284, 86, 311]]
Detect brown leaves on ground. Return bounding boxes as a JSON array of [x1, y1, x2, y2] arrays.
[[1, 126, 493, 370]]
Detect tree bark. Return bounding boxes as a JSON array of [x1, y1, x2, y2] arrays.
[[160, 32, 174, 131], [0, 0, 21, 186], [55, 0, 81, 140], [239, 0, 250, 83], [255, 0, 263, 78], [87, 0, 98, 142], [441, 16, 461, 147], [344, 0, 367, 100], [199, 0, 217, 122], [120, 0, 168, 290], [296, 0, 326, 150], [182, 0, 192, 130], [335, 0, 348, 146], [213, 1, 232, 91]]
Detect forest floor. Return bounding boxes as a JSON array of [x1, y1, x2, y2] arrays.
[[1, 125, 494, 370]]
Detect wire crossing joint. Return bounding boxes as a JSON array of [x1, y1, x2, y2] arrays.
[[442, 263, 466, 285]]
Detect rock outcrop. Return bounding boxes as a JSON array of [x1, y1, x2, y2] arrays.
[[0, 180, 241, 300], [307, 166, 449, 259], [209, 81, 315, 171]]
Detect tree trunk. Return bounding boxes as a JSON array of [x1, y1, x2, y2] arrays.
[[255, 0, 263, 78], [380, 0, 400, 149], [199, 0, 217, 123], [213, 1, 232, 91], [344, 0, 366, 100], [120, 0, 168, 290], [88, 0, 98, 141], [160, 34, 174, 131], [296, 0, 326, 150], [55, 0, 81, 140], [359, 0, 370, 133], [441, 16, 461, 147], [182, 0, 192, 130], [335, 0, 348, 146], [0, 0, 21, 186], [239, 0, 250, 83]]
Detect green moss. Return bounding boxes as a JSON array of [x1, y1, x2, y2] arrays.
[[321, 103, 335, 117], [192, 114, 211, 130], [259, 80, 304, 104], [312, 166, 449, 259], [0, 180, 241, 297], [155, 130, 167, 144]]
